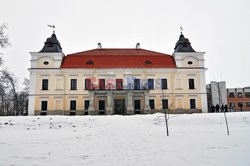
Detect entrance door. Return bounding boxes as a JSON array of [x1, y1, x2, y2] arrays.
[[114, 99, 125, 115], [134, 100, 141, 114], [99, 100, 105, 114]]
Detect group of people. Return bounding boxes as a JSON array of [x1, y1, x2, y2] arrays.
[[210, 104, 229, 113]]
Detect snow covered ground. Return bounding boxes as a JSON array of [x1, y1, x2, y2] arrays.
[[0, 112, 250, 166]]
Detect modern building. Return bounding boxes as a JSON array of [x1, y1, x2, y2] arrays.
[[206, 81, 227, 112], [28, 32, 208, 115], [227, 87, 250, 111]]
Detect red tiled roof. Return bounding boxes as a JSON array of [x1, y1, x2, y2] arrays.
[[60, 48, 176, 68]]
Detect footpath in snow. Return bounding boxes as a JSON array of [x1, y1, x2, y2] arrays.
[[0, 112, 250, 166]]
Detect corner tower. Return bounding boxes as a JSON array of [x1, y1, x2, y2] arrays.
[[173, 33, 208, 113], [28, 33, 64, 115]]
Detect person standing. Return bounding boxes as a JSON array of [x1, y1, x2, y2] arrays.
[[221, 104, 225, 112], [215, 104, 220, 112], [225, 104, 228, 112], [211, 105, 215, 113]]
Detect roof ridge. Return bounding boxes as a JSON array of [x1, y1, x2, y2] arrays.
[[67, 48, 171, 56]]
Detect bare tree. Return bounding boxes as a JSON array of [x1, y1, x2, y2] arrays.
[[0, 23, 10, 69], [0, 69, 19, 115], [0, 23, 22, 116], [0, 82, 6, 115], [0, 23, 10, 48], [0, 23, 10, 115], [0, 71, 11, 115], [216, 82, 230, 135], [18, 78, 29, 115], [162, 88, 176, 136]]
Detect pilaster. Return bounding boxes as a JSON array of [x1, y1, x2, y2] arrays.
[[106, 92, 113, 115], [88, 91, 95, 115], [127, 91, 134, 114], [144, 91, 151, 113]]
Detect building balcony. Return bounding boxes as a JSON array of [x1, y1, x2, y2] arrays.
[[85, 84, 152, 91]]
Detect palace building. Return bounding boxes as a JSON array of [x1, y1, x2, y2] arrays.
[[28, 32, 208, 115]]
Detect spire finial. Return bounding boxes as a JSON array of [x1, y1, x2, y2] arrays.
[[180, 25, 183, 34], [48, 24, 56, 34]]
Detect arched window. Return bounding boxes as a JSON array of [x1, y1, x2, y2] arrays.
[[86, 60, 94, 65], [145, 60, 152, 64]]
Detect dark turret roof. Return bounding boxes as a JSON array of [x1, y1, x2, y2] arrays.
[[174, 33, 195, 52], [39, 33, 62, 53]]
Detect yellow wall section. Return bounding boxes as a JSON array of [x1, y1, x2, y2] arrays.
[[33, 68, 204, 112]]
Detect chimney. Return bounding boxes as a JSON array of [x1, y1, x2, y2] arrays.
[[98, 42, 102, 49], [136, 43, 140, 49]]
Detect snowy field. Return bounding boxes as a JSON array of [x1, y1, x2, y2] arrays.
[[0, 112, 250, 166]]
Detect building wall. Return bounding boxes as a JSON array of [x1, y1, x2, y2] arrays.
[[206, 81, 227, 112], [227, 88, 250, 111], [30, 68, 205, 115], [28, 50, 207, 115]]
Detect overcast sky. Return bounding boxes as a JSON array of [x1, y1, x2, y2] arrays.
[[0, 0, 249, 88]]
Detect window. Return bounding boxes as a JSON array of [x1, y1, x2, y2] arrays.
[[84, 100, 89, 110], [70, 100, 76, 115], [229, 102, 235, 107], [99, 100, 105, 114], [116, 79, 123, 90], [134, 100, 141, 110], [246, 102, 250, 107], [145, 60, 152, 64], [189, 79, 195, 89], [86, 60, 94, 65], [85, 79, 92, 90], [187, 61, 193, 65], [40, 101, 48, 115], [134, 100, 140, 113], [42, 79, 48, 90], [190, 99, 196, 109], [70, 100, 76, 110], [70, 79, 77, 90], [99, 79, 105, 90], [238, 102, 243, 107], [238, 92, 243, 98], [162, 99, 168, 109], [43, 61, 49, 65], [41, 101, 48, 111], [149, 99, 155, 109], [134, 79, 140, 90], [161, 79, 168, 89], [245, 92, 250, 97], [148, 79, 154, 89], [229, 93, 235, 98]]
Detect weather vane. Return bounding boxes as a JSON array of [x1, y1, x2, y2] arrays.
[[48, 24, 56, 34], [180, 25, 183, 34]]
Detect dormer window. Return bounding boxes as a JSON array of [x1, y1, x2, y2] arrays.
[[145, 60, 152, 64], [86, 60, 94, 65], [43, 61, 49, 65]]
